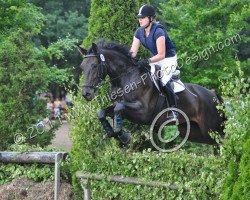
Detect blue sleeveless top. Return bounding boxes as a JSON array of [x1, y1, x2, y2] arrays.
[[135, 23, 176, 57]]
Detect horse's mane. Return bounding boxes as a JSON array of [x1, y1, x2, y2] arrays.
[[90, 40, 133, 61]]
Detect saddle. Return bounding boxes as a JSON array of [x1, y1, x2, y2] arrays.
[[150, 65, 185, 93]]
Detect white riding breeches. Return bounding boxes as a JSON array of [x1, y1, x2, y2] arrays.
[[150, 55, 178, 86]]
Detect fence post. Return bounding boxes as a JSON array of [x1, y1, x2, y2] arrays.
[[54, 153, 62, 200], [80, 178, 92, 200]]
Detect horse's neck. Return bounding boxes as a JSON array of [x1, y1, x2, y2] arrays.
[[105, 50, 134, 82], [110, 65, 155, 96], [104, 50, 155, 94]]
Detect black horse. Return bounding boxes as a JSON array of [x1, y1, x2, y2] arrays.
[[77, 41, 224, 148]]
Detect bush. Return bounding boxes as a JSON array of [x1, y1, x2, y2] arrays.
[[220, 65, 250, 199], [0, 29, 52, 150]]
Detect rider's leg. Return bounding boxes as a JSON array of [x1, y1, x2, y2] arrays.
[[156, 56, 179, 120], [162, 81, 178, 120]]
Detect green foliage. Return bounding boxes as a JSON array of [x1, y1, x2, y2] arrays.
[[44, 37, 78, 61], [29, 0, 88, 91], [0, 0, 44, 34], [231, 137, 250, 199], [0, 162, 53, 184], [159, 0, 249, 89], [220, 65, 250, 199], [0, 29, 49, 149], [223, 137, 250, 200], [29, 0, 88, 44], [42, 37, 79, 84], [44, 10, 87, 41]]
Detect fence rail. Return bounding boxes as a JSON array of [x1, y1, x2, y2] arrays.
[[76, 171, 188, 200]]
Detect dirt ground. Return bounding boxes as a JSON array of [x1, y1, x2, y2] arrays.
[[0, 178, 73, 200], [51, 121, 72, 151], [0, 122, 74, 200]]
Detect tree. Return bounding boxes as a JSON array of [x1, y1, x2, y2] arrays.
[[29, 0, 88, 47], [159, 0, 249, 89], [83, 0, 148, 47], [29, 0, 89, 97], [0, 0, 63, 149]]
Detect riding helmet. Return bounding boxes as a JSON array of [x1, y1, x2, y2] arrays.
[[136, 5, 156, 18]]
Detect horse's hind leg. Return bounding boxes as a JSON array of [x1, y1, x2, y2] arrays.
[[97, 105, 115, 138]]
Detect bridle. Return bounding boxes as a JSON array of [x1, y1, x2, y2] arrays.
[[82, 53, 106, 90], [81, 51, 143, 90]]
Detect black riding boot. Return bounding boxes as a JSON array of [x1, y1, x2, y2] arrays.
[[162, 82, 178, 120]]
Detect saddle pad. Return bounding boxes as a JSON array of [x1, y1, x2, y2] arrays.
[[173, 80, 185, 93]]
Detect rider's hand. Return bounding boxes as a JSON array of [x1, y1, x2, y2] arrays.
[[137, 58, 151, 67]]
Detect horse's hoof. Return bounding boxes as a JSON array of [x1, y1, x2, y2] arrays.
[[107, 131, 116, 138], [118, 130, 131, 144]]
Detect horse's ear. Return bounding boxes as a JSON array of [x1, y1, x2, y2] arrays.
[[92, 43, 100, 54], [75, 44, 87, 56]]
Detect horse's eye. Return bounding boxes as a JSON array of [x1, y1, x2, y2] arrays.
[[93, 64, 98, 68]]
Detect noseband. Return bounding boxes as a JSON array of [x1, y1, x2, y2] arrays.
[[82, 54, 106, 90]]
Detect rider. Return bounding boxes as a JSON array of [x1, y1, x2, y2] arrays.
[[130, 4, 179, 120]]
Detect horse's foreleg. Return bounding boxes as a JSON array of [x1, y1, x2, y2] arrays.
[[113, 102, 131, 144], [113, 102, 125, 133], [97, 106, 115, 137]]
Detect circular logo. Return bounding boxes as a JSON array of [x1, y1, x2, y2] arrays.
[[149, 108, 190, 152], [14, 133, 26, 144]]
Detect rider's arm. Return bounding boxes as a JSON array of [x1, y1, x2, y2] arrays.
[[130, 36, 140, 58], [148, 36, 166, 63]]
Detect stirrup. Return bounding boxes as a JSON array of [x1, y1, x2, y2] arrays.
[[167, 110, 178, 121]]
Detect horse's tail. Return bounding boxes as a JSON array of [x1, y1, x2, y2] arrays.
[[215, 93, 226, 137]]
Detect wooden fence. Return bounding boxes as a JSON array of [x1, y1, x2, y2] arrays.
[[76, 171, 188, 200], [0, 152, 68, 200]]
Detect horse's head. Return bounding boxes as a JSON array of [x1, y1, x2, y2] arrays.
[[76, 43, 107, 101]]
